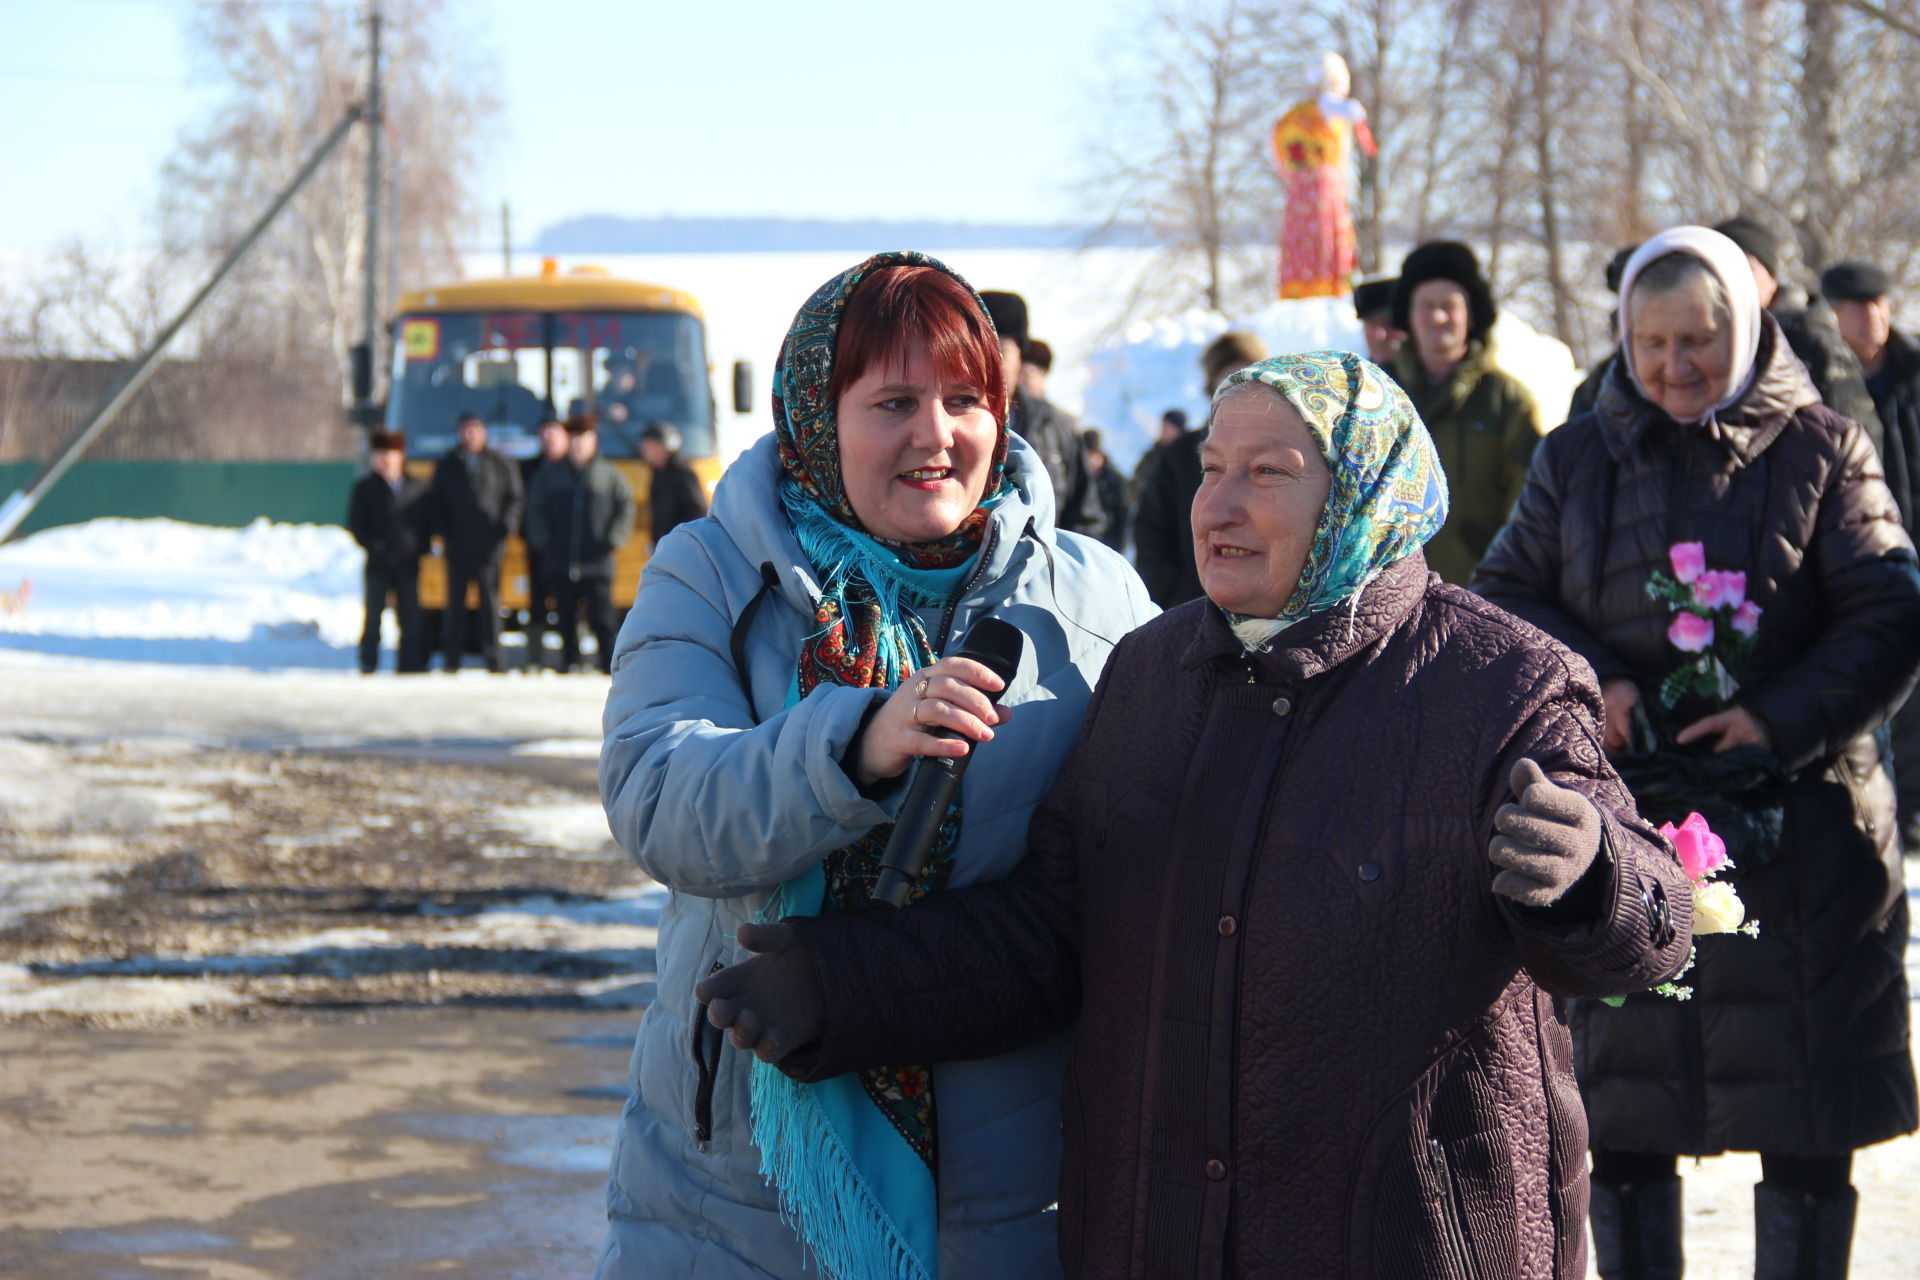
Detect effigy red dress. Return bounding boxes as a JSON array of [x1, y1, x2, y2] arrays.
[[1272, 96, 1375, 300]]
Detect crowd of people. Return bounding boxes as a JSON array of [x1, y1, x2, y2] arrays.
[[341, 219, 1917, 1277], [585, 226, 1915, 1280], [346, 407, 707, 675]]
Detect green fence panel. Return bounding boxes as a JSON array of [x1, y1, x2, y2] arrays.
[[0, 461, 358, 537]]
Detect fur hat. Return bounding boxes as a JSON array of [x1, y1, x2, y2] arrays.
[[1820, 260, 1892, 303], [563, 414, 598, 436], [1712, 215, 1780, 278], [1391, 241, 1496, 342], [1022, 337, 1053, 372], [368, 430, 406, 452], [1202, 330, 1269, 391], [1352, 276, 1397, 321], [978, 290, 1030, 348]]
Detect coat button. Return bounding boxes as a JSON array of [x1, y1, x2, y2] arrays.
[[1205, 1158, 1227, 1181], [1358, 861, 1381, 882], [1271, 695, 1293, 717], [1218, 915, 1237, 936]]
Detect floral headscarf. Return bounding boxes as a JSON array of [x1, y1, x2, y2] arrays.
[[773, 249, 1013, 570], [1216, 350, 1449, 622]]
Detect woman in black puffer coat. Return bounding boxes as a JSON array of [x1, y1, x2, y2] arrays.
[[1475, 225, 1920, 1280]]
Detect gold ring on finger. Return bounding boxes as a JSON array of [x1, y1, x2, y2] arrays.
[[915, 677, 931, 699]]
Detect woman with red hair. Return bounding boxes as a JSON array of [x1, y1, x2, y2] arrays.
[[595, 252, 1155, 1279]]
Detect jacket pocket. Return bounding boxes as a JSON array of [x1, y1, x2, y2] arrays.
[[689, 958, 726, 1151], [1425, 1137, 1482, 1280]]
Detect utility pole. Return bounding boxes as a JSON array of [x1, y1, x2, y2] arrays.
[[352, 3, 385, 430]]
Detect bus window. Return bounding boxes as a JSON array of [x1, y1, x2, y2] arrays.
[[390, 310, 714, 462]]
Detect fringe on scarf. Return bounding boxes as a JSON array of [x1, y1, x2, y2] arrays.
[[750, 1057, 934, 1280]]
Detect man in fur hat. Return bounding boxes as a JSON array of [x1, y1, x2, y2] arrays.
[[1352, 275, 1403, 366], [1389, 240, 1545, 584], [347, 430, 430, 674]]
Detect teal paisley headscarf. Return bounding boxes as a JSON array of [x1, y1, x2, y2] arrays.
[[1215, 351, 1449, 631], [753, 250, 1012, 1280]]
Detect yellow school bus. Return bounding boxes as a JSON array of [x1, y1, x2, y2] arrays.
[[387, 259, 737, 632]]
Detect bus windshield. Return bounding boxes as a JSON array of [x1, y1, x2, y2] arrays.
[[387, 310, 713, 461]]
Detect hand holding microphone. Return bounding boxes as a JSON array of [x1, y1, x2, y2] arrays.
[[854, 638, 1018, 788]]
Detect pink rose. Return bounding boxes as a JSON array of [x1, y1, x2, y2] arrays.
[[1658, 811, 1729, 881], [1669, 542, 1707, 584], [1668, 611, 1714, 652], [1692, 570, 1747, 611], [1732, 600, 1762, 636]]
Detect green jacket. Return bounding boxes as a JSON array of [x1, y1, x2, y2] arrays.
[[1391, 340, 1544, 584]]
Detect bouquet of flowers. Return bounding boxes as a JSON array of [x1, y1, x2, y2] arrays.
[[1603, 811, 1758, 1005], [1645, 542, 1761, 706]]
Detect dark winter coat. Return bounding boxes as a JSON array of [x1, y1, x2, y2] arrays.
[[1132, 428, 1204, 607], [1014, 390, 1106, 539], [526, 456, 635, 580], [1568, 351, 1617, 422], [1390, 340, 1545, 586], [429, 446, 523, 563], [347, 471, 429, 572], [1473, 316, 1920, 1157], [1775, 294, 1886, 460], [1865, 328, 1920, 540], [646, 456, 708, 547], [1090, 461, 1129, 552], [785, 552, 1695, 1279]]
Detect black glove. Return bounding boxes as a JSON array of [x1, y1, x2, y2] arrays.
[[1489, 758, 1602, 908], [693, 921, 826, 1065]]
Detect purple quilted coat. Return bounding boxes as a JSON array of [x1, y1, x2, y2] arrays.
[[785, 552, 1695, 1278]]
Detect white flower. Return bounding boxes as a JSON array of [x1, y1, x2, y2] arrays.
[[1692, 879, 1746, 935]]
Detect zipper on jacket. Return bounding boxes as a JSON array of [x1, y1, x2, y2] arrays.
[[934, 523, 1002, 653], [1427, 1138, 1480, 1280], [690, 959, 726, 1152]]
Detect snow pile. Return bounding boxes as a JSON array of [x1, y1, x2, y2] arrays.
[[0, 516, 365, 665], [1080, 298, 1579, 474]]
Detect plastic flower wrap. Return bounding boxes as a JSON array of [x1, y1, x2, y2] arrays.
[[1646, 543, 1760, 706], [1603, 811, 1758, 1005]]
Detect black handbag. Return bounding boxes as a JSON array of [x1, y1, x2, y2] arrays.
[[1610, 698, 1788, 874]]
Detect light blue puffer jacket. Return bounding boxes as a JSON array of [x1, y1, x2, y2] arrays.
[[595, 430, 1157, 1278]]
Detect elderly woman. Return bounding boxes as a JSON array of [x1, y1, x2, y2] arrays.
[[594, 252, 1156, 1278], [698, 351, 1694, 1279], [1475, 226, 1920, 1279]]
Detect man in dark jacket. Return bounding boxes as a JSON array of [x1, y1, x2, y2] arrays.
[[346, 430, 429, 674], [1133, 332, 1268, 607], [638, 420, 707, 548], [527, 416, 635, 673], [1081, 428, 1129, 552], [429, 413, 522, 673], [1716, 215, 1886, 458], [520, 416, 570, 669], [1567, 245, 1639, 421], [979, 290, 1107, 540], [1390, 240, 1545, 585], [1825, 258, 1920, 849]]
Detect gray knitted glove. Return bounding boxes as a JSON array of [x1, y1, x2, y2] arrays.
[[694, 921, 825, 1065], [1489, 759, 1602, 908]]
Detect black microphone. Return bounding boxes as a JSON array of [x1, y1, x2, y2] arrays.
[[871, 616, 1026, 908]]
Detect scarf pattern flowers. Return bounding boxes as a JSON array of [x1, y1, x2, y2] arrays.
[[1647, 541, 1761, 705]]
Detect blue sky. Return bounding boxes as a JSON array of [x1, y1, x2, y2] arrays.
[[0, 0, 1134, 253]]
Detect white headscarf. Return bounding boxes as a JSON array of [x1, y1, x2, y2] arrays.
[[1616, 225, 1763, 422]]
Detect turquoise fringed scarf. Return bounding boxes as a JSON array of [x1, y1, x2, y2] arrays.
[[751, 251, 1013, 1280]]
